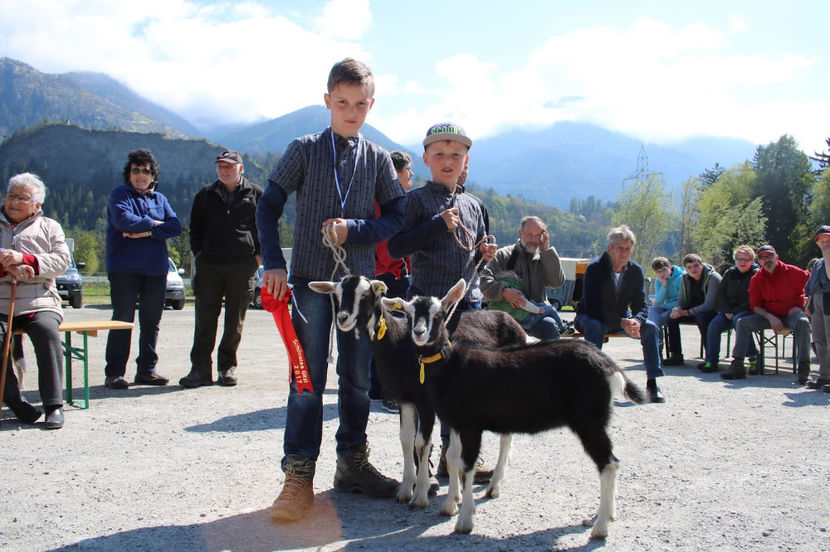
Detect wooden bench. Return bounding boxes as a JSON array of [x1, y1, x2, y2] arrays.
[[15, 320, 134, 409]]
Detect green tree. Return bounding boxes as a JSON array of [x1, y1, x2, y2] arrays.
[[73, 231, 100, 273], [677, 177, 700, 259], [692, 163, 767, 269], [610, 174, 672, 267], [752, 135, 814, 263]]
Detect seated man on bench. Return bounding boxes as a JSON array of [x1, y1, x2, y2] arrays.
[[665, 253, 722, 365], [574, 225, 665, 403]]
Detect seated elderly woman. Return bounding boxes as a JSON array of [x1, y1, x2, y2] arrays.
[[0, 173, 70, 429]]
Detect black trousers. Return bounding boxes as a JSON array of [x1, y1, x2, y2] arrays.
[[2, 311, 63, 407], [189, 255, 258, 376]]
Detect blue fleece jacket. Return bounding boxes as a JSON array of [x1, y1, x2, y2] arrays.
[[654, 265, 685, 309], [106, 184, 182, 275]]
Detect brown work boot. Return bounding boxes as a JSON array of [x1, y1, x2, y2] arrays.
[[721, 358, 746, 380], [271, 455, 315, 522], [437, 444, 493, 483], [333, 444, 399, 498]]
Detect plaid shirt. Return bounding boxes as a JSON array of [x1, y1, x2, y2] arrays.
[[388, 181, 486, 302], [257, 128, 404, 280]]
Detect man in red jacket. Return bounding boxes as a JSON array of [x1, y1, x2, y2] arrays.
[[722, 245, 812, 383]]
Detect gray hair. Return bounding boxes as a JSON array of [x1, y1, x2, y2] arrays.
[[7, 172, 46, 204], [607, 225, 636, 247]]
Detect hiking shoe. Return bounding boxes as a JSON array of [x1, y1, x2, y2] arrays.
[[721, 358, 746, 380], [747, 357, 761, 375], [381, 399, 399, 413], [333, 444, 399, 498], [473, 457, 494, 484], [662, 354, 684, 366], [436, 445, 493, 482], [271, 455, 315, 522], [134, 372, 169, 385], [179, 370, 214, 388], [105, 376, 130, 390], [217, 368, 237, 386], [699, 361, 718, 373]]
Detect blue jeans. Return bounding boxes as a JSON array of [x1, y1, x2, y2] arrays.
[[647, 305, 681, 355], [283, 277, 373, 464], [522, 304, 563, 340], [705, 311, 757, 363], [574, 314, 664, 379], [732, 312, 811, 361], [105, 272, 166, 378]]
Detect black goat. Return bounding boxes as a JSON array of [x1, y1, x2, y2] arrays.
[[309, 275, 526, 508], [384, 279, 645, 539]]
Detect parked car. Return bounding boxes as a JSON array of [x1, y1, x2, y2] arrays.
[[165, 257, 186, 310], [56, 238, 85, 309]]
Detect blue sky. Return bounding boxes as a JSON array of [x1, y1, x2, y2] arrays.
[[0, 0, 827, 154]]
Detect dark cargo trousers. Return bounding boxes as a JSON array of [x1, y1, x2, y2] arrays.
[[189, 255, 258, 377]]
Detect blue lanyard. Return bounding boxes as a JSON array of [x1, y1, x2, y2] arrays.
[[330, 130, 361, 215]]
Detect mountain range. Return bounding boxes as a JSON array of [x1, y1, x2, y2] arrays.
[[0, 56, 760, 210]]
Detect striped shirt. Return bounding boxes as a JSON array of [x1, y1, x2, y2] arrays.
[[388, 181, 486, 301], [256, 128, 404, 280]]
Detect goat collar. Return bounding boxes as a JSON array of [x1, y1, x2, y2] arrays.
[[375, 315, 387, 340], [417, 341, 453, 384]]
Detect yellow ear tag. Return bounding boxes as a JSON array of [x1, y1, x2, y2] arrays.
[[376, 316, 387, 340], [419, 361, 425, 384]]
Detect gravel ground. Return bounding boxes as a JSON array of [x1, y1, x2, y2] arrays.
[[1, 305, 828, 552]]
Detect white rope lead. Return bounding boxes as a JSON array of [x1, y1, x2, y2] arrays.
[[322, 222, 351, 365]]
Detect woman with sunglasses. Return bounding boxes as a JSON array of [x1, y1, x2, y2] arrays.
[[103, 149, 182, 390]]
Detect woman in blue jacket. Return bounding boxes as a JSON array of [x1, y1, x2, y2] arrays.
[[104, 149, 182, 389], [648, 257, 685, 362]]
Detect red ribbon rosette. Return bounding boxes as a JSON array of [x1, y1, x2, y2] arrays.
[[260, 286, 314, 394]]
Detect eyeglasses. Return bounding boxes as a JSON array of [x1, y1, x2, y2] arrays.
[[131, 167, 153, 175], [6, 193, 33, 203], [735, 257, 753, 263]]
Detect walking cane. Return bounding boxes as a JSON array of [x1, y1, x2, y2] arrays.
[[0, 279, 18, 424]]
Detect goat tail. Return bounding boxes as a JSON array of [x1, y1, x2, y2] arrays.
[[622, 372, 647, 404], [608, 371, 646, 404]]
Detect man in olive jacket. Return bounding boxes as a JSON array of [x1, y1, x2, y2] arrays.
[[480, 215, 565, 339], [180, 150, 262, 388]]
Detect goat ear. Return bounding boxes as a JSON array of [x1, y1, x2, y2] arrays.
[[308, 281, 336, 294], [441, 279, 467, 311], [381, 297, 407, 312], [370, 280, 388, 296]]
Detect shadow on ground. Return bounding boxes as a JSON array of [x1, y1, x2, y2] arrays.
[[45, 489, 608, 552]]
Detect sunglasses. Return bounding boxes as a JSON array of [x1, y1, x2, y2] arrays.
[[131, 168, 153, 176]]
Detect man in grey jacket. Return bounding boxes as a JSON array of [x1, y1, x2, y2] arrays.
[[480, 216, 566, 340], [665, 253, 722, 365]]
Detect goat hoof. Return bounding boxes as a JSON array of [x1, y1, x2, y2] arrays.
[[485, 484, 500, 498], [396, 490, 413, 504], [440, 502, 458, 516], [589, 527, 608, 540], [409, 496, 429, 510], [454, 519, 473, 534]]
